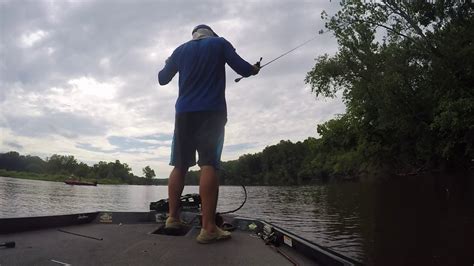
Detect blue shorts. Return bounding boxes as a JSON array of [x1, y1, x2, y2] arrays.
[[170, 111, 227, 169]]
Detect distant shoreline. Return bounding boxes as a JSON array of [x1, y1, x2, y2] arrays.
[[0, 169, 125, 185]]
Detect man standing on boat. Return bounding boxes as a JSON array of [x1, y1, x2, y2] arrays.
[[158, 24, 260, 243]]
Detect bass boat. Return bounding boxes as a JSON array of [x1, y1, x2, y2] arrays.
[[0, 194, 363, 265]]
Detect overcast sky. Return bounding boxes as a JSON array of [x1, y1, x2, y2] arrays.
[[0, 0, 345, 178]]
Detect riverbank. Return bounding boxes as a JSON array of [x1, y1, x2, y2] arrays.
[[0, 169, 124, 185]]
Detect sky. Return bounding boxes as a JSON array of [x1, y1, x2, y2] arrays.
[[0, 0, 345, 178]]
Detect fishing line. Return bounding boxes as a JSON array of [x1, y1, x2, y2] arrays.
[[235, 36, 318, 83], [219, 184, 247, 214]]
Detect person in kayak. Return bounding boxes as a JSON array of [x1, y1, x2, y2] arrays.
[[158, 24, 260, 243]]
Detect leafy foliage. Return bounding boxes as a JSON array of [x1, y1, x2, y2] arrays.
[[192, 140, 325, 186], [306, 0, 473, 175], [143, 165, 156, 179]]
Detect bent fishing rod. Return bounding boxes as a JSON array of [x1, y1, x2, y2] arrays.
[[235, 36, 317, 83]]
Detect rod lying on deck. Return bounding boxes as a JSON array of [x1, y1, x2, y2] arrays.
[[0, 241, 15, 248], [58, 229, 103, 241]]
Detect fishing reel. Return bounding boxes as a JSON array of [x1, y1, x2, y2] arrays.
[[235, 57, 262, 83], [255, 57, 262, 69], [258, 224, 281, 246]]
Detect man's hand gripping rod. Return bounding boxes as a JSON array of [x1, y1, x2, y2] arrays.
[[235, 57, 262, 83], [235, 36, 317, 83]]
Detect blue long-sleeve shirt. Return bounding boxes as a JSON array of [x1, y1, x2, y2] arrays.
[[158, 37, 255, 113]]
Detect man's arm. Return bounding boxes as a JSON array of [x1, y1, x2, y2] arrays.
[[158, 56, 178, 85], [223, 39, 258, 78]]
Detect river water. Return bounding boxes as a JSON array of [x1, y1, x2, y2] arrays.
[[1, 174, 473, 265]]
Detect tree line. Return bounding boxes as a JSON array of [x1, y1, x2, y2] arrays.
[[187, 138, 368, 186], [304, 0, 473, 177], [0, 151, 164, 185], [211, 139, 330, 186]]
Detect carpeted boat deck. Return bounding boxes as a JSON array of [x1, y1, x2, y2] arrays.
[[0, 223, 316, 265]]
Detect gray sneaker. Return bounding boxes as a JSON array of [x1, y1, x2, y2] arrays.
[[196, 227, 231, 244], [165, 217, 186, 230]]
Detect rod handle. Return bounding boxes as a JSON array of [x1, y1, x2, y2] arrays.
[[1, 241, 15, 248], [235, 57, 262, 83]]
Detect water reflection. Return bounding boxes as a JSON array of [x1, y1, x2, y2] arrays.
[[220, 185, 368, 261], [372, 174, 474, 266]]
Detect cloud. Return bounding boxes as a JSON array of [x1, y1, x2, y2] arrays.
[[21, 30, 49, 47], [76, 143, 115, 154], [138, 133, 174, 142], [108, 135, 170, 151], [0, 0, 345, 177], [224, 142, 258, 153], [4, 111, 108, 139], [3, 141, 23, 150]]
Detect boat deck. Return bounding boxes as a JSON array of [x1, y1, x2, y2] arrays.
[[0, 211, 362, 265], [0, 217, 315, 265]]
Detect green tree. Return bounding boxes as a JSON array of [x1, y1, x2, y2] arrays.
[[143, 166, 156, 179], [74, 162, 90, 178], [46, 154, 78, 174], [93, 161, 109, 179], [0, 151, 23, 171], [23, 155, 47, 173], [305, 0, 473, 175]]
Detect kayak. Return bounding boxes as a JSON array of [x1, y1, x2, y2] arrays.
[[64, 180, 97, 186]]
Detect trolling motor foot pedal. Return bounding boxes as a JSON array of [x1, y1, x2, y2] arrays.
[[152, 225, 191, 236]]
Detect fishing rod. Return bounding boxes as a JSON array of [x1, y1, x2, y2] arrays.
[[0, 241, 15, 248], [235, 36, 318, 83]]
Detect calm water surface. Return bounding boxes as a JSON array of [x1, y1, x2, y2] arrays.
[[1, 175, 473, 265]]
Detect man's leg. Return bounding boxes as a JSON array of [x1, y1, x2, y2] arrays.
[[199, 165, 219, 233], [168, 166, 187, 219]]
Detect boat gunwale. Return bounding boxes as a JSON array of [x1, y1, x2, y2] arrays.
[[231, 215, 363, 266]]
